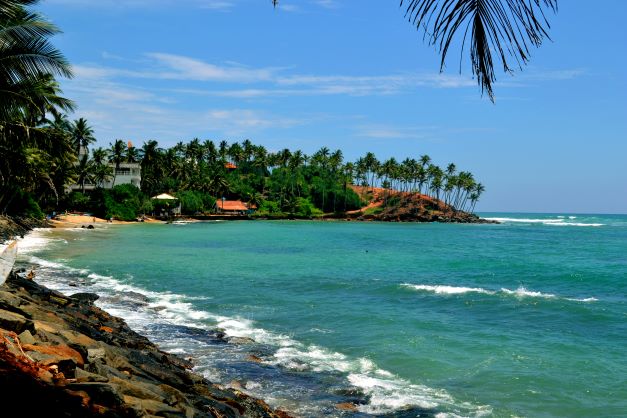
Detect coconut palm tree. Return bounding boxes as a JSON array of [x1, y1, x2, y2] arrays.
[[126, 145, 139, 163], [272, 0, 556, 101], [71, 117, 95, 156], [108, 139, 126, 186], [398, 0, 557, 101], [75, 153, 94, 193], [0, 1, 73, 120]]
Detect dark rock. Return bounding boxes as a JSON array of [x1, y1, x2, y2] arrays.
[[75, 367, 109, 383], [18, 329, 36, 345], [0, 264, 290, 418], [227, 336, 256, 345], [66, 382, 125, 406], [0, 309, 32, 333], [70, 292, 100, 304]]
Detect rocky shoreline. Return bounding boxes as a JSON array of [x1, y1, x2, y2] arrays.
[[0, 215, 50, 242], [0, 271, 290, 417]]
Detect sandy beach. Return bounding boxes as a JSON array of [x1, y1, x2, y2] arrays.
[[49, 214, 163, 229]]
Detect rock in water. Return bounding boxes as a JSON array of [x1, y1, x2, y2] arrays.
[[70, 293, 100, 304]]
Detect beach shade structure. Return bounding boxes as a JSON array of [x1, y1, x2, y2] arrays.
[[151, 193, 181, 217], [151, 193, 178, 201]]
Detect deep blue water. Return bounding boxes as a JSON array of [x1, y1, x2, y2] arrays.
[[18, 213, 627, 417]]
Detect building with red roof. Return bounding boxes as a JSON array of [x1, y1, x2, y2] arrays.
[[215, 200, 251, 214]]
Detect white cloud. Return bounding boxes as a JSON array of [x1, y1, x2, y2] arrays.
[[46, 0, 238, 9], [146, 53, 279, 82], [354, 124, 436, 140], [72, 53, 584, 103], [312, 0, 339, 9], [200, 1, 237, 11]]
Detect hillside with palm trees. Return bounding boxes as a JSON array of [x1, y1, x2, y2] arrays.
[[62, 135, 487, 222], [0, 0, 488, 223]]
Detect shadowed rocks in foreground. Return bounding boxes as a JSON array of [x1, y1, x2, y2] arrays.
[[0, 272, 290, 417]]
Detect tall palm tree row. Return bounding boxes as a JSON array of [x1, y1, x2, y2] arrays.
[[119, 138, 484, 214]]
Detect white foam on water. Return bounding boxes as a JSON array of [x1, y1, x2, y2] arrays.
[[546, 222, 604, 227], [348, 373, 492, 416], [269, 341, 489, 416], [202, 302, 489, 415], [212, 315, 295, 347], [566, 297, 598, 303], [485, 217, 565, 224], [485, 217, 603, 227], [500, 286, 556, 299], [18, 229, 67, 255], [403, 284, 597, 303], [402, 283, 495, 295]]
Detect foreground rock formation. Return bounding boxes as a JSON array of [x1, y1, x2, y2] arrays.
[[0, 216, 49, 243], [0, 272, 289, 417]]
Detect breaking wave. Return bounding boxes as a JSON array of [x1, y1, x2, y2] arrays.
[[485, 217, 604, 227], [401, 283, 597, 303]]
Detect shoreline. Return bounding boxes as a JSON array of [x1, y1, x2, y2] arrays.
[[0, 265, 291, 417], [11, 226, 465, 417]]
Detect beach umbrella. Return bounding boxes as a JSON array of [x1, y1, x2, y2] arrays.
[[151, 193, 178, 200]]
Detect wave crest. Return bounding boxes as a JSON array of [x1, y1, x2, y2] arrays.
[[402, 283, 597, 303]]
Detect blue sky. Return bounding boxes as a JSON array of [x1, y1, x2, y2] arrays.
[[40, 0, 627, 213]]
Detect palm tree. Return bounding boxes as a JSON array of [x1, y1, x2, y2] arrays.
[[218, 140, 228, 161], [71, 117, 95, 156], [0, 1, 73, 120], [108, 139, 126, 186], [75, 153, 94, 193], [90, 147, 111, 188], [380, 158, 398, 205], [272, 0, 557, 101], [398, 0, 557, 101], [363, 152, 379, 191], [470, 183, 485, 213]]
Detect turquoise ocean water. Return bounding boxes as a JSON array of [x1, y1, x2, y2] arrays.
[[17, 213, 627, 417]]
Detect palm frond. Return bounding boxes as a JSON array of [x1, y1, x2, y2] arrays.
[[400, 0, 557, 101], [0, 38, 73, 82], [0, 0, 40, 18]]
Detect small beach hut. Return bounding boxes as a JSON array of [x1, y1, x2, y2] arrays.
[[151, 193, 181, 217]]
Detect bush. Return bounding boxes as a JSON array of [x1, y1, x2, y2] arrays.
[[4, 188, 45, 219], [257, 200, 281, 215], [176, 191, 204, 214], [293, 197, 323, 217], [66, 192, 91, 212], [103, 184, 142, 221]]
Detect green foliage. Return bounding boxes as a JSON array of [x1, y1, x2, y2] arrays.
[[173, 191, 216, 214], [66, 192, 91, 212], [364, 206, 384, 216], [177, 191, 203, 214], [256, 200, 282, 215], [85, 184, 147, 221], [293, 197, 323, 217], [3, 188, 44, 219]]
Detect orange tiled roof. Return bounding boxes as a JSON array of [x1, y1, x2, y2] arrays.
[[224, 162, 237, 169], [216, 200, 248, 211]]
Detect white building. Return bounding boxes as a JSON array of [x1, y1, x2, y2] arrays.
[[104, 162, 142, 189], [68, 144, 142, 192]]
